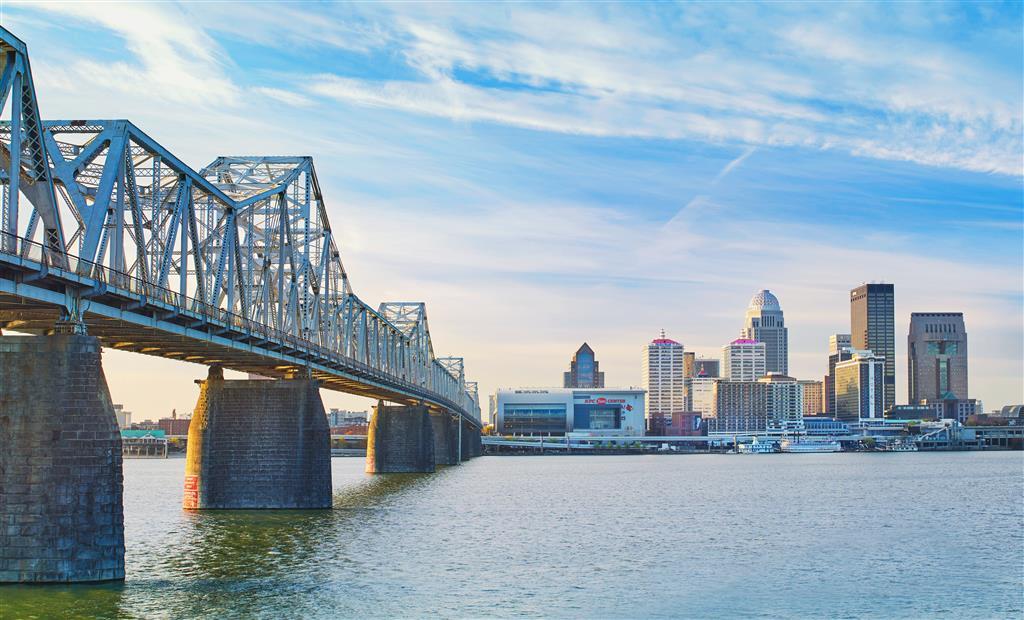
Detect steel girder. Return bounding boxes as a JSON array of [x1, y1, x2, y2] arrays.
[[0, 27, 479, 420]]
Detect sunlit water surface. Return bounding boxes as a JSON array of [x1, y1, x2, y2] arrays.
[[2, 452, 1022, 618]]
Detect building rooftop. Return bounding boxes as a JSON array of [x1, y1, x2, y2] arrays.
[[748, 289, 781, 311]]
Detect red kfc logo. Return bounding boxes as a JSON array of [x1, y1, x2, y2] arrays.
[[597, 397, 607, 405]]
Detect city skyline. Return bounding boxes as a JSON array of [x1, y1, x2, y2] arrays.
[[1, 3, 1019, 417]]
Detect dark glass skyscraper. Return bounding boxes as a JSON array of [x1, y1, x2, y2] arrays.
[[564, 343, 605, 388], [850, 283, 895, 410]]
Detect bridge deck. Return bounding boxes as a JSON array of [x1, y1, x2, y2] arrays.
[[0, 248, 477, 424]]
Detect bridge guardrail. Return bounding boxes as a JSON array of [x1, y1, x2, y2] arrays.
[[3, 235, 479, 424]]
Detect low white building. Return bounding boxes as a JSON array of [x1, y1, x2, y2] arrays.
[[495, 388, 646, 436]]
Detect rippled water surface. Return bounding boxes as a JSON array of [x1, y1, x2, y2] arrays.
[[3, 452, 1022, 618]]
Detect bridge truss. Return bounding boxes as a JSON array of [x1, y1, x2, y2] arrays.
[[0, 27, 480, 424]]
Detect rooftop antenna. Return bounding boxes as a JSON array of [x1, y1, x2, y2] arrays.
[[659, 328, 666, 339]]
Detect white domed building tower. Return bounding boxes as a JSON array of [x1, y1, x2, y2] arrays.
[[741, 290, 789, 375]]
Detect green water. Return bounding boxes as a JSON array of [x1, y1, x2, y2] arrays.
[[2, 452, 1022, 618]]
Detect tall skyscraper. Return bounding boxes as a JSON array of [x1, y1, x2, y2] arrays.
[[851, 283, 895, 410], [908, 313, 968, 402], [643, 333, 686, 423], [563, 343, 604, 388], [825, 333, 852, 415], [682, 351, 696, 378], [834, 349, 885, 421], [740, 289, 788, 374], [722, 339, 766, 382]]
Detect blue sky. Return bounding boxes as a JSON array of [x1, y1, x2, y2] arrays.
[[4, 1, 1021, 416]]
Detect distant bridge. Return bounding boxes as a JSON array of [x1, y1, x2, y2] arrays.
[[0, 27, 480, 425]]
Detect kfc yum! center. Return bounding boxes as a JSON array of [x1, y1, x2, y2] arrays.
[[494, 388, 646, 436]]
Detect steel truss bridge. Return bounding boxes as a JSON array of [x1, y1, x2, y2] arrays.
[[0, 27, 480, 425]]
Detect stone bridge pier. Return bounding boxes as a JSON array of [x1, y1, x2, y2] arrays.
[[366, 401, 482, 473], [183, 367, 332, 509], [0, 334, 125, 583]]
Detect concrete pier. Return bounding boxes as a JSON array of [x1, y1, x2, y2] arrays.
[[365, 402, 435, 473], [0, 335, 125, 583], [430, 412, 459, 466], [184, 368, 331, 509]]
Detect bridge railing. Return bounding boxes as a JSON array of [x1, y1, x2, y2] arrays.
[[5, 234, 478, 422]]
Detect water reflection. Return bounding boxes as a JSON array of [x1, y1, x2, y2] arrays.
[[165, 472, 433, 581]]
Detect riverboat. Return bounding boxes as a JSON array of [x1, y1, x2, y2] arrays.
[[737, 438, 778, 454], [880, 440, 919, 452], [779, 439, 841, 453]]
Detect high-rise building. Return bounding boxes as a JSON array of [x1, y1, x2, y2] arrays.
[[683, 351, 696, 378], [722, 339, 766, 382], [759, 374, 804, 430], [643, 333, 686, 424], [798, 379, 824, 416], [740, 289, 788, 374], [694, 358, 720, 378], [825, 333, 852, 415], [908, 312, 968, 402], [709, 380, 768, 434], [834, 349, 885, 421], [688, 376, 718, 418], [563, 343, 605, 388], [851, 283, 895, 409]]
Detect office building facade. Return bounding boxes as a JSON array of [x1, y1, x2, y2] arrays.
[[722, 339, 766, 382], [687, 376, 718, 419], [709, 380, 768, 435], [759, 374, 804, 430], [851, 283, 895, 410], [563, 343, 605, 388], [643, 334, 686, 422], [740, 289, 789, 374], [825, 333, 853, 415], [834, 349, 885, 421], [798, 380, 824, 416], [908, 312, 968, 402]]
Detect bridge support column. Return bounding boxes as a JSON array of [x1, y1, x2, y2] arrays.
[[0, 335, 125, 583], [184, 368, 331, 509], [430, 412, 459, 466], [365, 402, 435, 473], [460, 419, 482, 461]]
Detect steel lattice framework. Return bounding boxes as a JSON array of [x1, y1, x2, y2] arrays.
[[0, 27, 480, 424]]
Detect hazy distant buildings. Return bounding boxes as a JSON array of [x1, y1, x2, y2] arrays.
[[851, 283, 895, 410], [759, 374, 803, 430], [825, 334, 852, 415], [741, 289, 788, 375], [113, 404, 132, 429], [643, 333, 686, 422], [710, 380, 768, 434], [908, 312, 968, 402], [834, 349, 885, 421], [722, 339, 766, 382], [798, 379, 824, 416], [564, 343, 605, 388]]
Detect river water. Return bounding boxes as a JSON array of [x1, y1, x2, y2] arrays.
[[2, 452, 1022, 618]]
